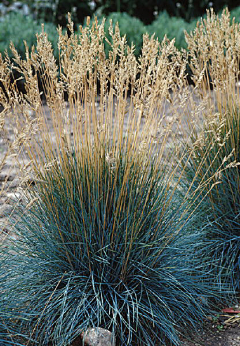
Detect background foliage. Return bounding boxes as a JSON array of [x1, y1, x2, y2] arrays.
[[2, 0, 240, 24], [0, 12, 58, 59], [1, 2, 240, 60]]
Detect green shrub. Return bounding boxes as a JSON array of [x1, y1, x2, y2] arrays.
[[101, 11, 197, 53], [0, 12, 58, 59], [0, 11, 195, 61], [229, 5, 240, 22], [95, 0, 157, 24], [94, 0, 239, 23], [3, 5, 240, 64], [147, 11, 197, 50]]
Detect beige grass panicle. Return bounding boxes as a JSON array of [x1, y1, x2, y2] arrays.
[[0, 16, 190, 183], [186, 8, 240, 113]]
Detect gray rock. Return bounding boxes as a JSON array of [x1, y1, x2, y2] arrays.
[[81, 327, 115, 346]]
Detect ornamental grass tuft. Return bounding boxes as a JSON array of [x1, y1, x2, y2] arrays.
[[184, 8, 240, 290], [0, 12, 232, 346], [2, 145, 224, 346]]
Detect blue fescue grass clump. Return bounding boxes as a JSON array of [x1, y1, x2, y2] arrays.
[[0, 321, 14, 346], [0, 321, 25, 346], [182, 106, 240, 290], [184, 8, 240, 292], [1, 144, 228, 346], [0, 280, 25, 346]]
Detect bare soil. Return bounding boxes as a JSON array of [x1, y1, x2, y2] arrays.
[[182, 314, 240, 346]]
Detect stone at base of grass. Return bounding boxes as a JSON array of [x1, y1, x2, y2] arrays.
[[81, 327, 115, 346]]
